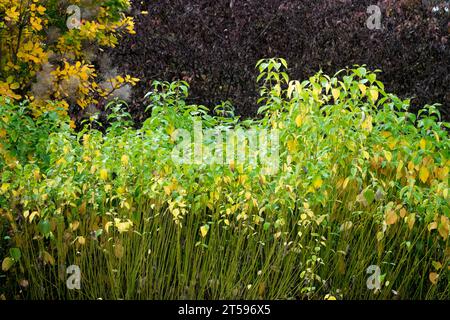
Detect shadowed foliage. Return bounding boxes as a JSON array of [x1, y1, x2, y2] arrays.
[[108, 0, 449, 123]]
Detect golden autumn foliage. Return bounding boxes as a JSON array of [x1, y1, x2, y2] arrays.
[[0, 0, 138, 118]]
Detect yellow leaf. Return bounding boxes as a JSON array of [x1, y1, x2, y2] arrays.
[[70, 221, 80, 231], [116, 220, 133, 233], [29, 211, 39, 223], [295, 114, 304, 127], [407, 213, 416, 230], [361, 115, 373, 133], [42, 251, 55, 266], [99, 168, 108, 180], [358, 83, 366, 96], [429, 272, 439, 285], [383, 150, 392, 162], [376, 231, 384, 241], [1, 257, 15, 272], [105, 221, 113, 233], [385, 210, 398, 225], [332, 88, 340, 101], [37, 5, 46, 15], [428, 222, 437, 232], [399, 208, 407, 218], [121, 154, 129, 166], [5, 7, 20, 22], [369, 88, 379, 103], [10, 83, 20, 90], [312, 177, 323, 189], [419, 166, 429, 183], [438, 216, 449, 240], [324, 294, 337, 300], [342, 177, 350, 189], [200, 224, 209, 238], [419, 138, 426, 150], [287, 139, 298, 152], [0, 183, 10, 193], [340, 221, 353, 232], [77, 236, 86, 245], [432, 261, 442, 271]]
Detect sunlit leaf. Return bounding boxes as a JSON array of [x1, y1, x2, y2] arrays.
[[419, 166, 429, 183], [200, 224, 209, 238]]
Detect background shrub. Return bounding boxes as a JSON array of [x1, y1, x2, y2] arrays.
[[108, 0, 449, 123]]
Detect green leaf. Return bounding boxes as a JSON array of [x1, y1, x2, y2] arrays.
[[263, 222, 271, 231], [9, 248, 21, 261], [363, 189, 375, 205], [38, 219, 51, 236]]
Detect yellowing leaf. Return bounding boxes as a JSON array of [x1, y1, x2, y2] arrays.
[[428, 222, 437, 232], [312, 177, 323, 189], [383, 150, 392, 162], [399, 208, 407, 218], [200, 224, 209, 238], [29, 211, 39, 223], [42, 251, 55, 266], [419, 166, 429, 183], [407, 213, 416, 230], [70, 221, 80, 231], [332, 88, 340, 101], [287, 139, 298, 152], [419, 138, 426, 150], [5, 7, 20, 22], [295, 114, 304, 127], [116, 220, 133, 233], [432, 261, 442, 271], [77, 236, 86, 245], [438, 216, 449, 240], [362, 116, 373, 132], [1, 257, 15, 272], [358, 83, 367, 96], [342, 177, 350, 189], [340, 221, 353, 232], [369, 88, 379, 103], [0, 183, 10, 193], [429, 272, 439, 285], [385, 210, 398, 225], [105, 221, 113, 233], [376, 231, 384, 242], [10, 83, 20, 90], [99, 168, 108, 180], [121, 154, 129, 166]]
